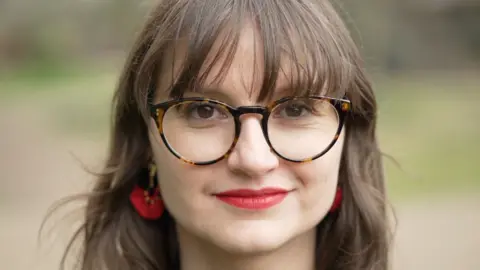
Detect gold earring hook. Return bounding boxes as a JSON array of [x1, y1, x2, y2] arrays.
[[149, 163, 157, 188]]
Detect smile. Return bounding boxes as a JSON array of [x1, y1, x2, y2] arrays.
[[214, 188, 290, 210]]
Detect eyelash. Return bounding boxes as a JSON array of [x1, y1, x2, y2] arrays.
[[179, 103, 228, 119]]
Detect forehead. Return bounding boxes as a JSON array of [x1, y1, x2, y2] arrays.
[[155, 21, 315, 104]]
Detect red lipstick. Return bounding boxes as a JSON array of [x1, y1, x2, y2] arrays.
[[214, 188, 289, 210]]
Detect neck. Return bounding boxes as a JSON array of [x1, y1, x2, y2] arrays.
[[176, 226, 317, 270]]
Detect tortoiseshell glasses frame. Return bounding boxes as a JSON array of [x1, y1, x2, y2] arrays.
[[149, 96, 351, 165]]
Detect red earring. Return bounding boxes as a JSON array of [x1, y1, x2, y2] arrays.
[[329, 187, 342, 213], [129, 164, 164, 220]]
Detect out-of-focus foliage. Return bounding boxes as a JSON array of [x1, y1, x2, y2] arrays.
[[0, 0, 152, 75], [1, 2, 478, 270], [0, 0, 479, 76]]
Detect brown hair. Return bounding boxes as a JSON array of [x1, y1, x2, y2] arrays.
[[49, 0, 391, 269]]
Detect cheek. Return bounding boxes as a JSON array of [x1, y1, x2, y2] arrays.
[[293, 134, 344, 214], [148, 127, 212, 220], [299, 133, 343, 185]]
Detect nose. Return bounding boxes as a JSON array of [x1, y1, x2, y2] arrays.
[[227, 115, 279, 178]]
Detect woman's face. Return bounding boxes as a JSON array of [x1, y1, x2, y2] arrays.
[[149, 23, 345, 254]]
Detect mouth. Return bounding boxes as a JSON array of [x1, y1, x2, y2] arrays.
[[214, 188, 291, 210]]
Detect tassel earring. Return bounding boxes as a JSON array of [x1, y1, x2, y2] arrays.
[[129, 163, 164, 220], [329, 187, 342, 213]]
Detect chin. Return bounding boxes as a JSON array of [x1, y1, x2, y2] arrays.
[[207, 220, 294, 254]]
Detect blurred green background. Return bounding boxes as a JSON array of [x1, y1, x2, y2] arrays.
[[0, 1, 479, 270]]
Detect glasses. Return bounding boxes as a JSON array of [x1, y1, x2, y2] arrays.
[[150, 96, 351, 165]]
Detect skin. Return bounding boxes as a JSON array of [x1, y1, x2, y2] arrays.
[[148, 22, 345, 270]]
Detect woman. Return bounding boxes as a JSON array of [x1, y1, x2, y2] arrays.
[[56, 0, 391, 269]]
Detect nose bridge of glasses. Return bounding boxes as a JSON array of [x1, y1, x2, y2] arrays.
[[234, 106, 269, 118], [233, 106, 271, 150], [232, 106, 273, 159]]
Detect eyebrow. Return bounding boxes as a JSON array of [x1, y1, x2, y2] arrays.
[[183, 80, 324, 107], [183, 88, 237, 104], [191, 85, 315, 106]]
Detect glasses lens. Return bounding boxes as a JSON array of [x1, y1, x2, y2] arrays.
[[268, 98, 340, 161], [162, 101, 235, 163]]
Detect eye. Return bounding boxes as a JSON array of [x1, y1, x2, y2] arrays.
[[283, 103, 308, 117], [190, 104, 215, 119], [274, 101, 312, 119], [180, 102, 229, 120]]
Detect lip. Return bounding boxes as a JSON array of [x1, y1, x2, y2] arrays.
[[214, 188, 290, 210]]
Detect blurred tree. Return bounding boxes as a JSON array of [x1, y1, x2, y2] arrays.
[[0, 0, 478, 74]]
